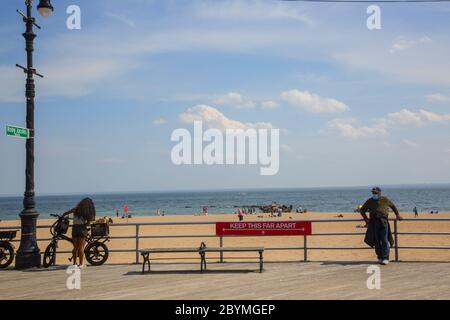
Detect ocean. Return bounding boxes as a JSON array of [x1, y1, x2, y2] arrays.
[[0, 186, 449, 221]]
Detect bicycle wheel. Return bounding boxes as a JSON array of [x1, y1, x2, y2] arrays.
[[0, 242, 14, 269], [85, 242, 109, 266], [43, 242, 57, 268]]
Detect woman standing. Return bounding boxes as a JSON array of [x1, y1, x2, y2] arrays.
[[63, 198, 96, 267], [237, 208, 244, 221]]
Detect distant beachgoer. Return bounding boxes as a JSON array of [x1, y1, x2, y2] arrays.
[[116, 210, 119, 218], [237, 209, 244, 221], [156, 208, 161, 216], [360, 187, 403, 266], [413, 206, 419, 218], [277, 207, 283, 217]]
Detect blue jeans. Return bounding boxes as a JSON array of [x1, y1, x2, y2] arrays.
[[374, 218, 390, 260]]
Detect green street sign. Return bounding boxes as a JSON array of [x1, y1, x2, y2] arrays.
[[6, 125, 30, 139]]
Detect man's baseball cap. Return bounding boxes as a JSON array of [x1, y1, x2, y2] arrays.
[[371, 187, 382, 194]]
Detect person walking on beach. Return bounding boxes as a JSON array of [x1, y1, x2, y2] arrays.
[[237, 208, 244, 221], [63, 198, 96, 268], [413, 206, 419, 218], [360, 187, 403, 265]]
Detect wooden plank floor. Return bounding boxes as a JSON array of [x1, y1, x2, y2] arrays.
[[1, 261, 450, 300]]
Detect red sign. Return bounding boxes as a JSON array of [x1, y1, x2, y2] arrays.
[[216, 221, 312, 236]]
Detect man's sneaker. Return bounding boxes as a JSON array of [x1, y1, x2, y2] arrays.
[[381, 259, 389, 265]]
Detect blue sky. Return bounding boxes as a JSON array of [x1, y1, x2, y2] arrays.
[[1, 0, 450, 195]]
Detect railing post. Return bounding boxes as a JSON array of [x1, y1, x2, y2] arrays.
[[219, 236, 224, 263], [303, 235, 308, 262], [394, 220, 399, 262], [135, 224, 140, 264]]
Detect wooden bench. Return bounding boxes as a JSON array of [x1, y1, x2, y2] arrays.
[[140, 244, 265, 273]]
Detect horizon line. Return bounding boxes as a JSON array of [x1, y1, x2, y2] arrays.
[[1, 182, 450, 198]]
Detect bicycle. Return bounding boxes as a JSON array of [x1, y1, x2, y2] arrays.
[[42, 214, 110, 267], [0, 221, 17, 269]]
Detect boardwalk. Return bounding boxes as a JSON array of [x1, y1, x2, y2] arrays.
[[1, 261, 450, 299]]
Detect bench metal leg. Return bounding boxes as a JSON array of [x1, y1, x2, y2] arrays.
[[259, 251, 264, 273], [200, 252, 206, 272], [142, 253, 151, 274]]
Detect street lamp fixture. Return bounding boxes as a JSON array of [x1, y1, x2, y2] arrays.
[[37, 0, 54, 18], [14, 0, 54, 269]]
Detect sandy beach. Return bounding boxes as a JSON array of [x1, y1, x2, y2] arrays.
[[2, 211, 450, 265]]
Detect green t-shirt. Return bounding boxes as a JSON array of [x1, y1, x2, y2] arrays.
[[360, 196, 399, 218]]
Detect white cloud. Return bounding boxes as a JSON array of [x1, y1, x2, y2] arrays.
[[0, 66, 24, 103], [333, 32, 450, 87], [193, 0, 312, 25], [38, 58, 130, 98], [426, 93, 450, 102], [387, 109, 450, 127], [213, 92, 255, 109], [261, 100, 279, 110], [387, 109, 424, 126], [281, 89, 349, 113], [4, 3, 448, 103], [389, 36, 431, 54], [327, 118, 387, 138], [152, 118, 166, 125], [280, 144, 292, 152], [105, 12, 136, 28], [402, 139, 418, 148], [96, 158, 126, 165], [179, 104, 273, 131], [329, 108, 450, 138], [417, 109, 450, 123]]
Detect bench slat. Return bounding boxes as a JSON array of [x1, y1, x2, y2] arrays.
[[140, 248, 201, 253], [202, 247, 264, 252]]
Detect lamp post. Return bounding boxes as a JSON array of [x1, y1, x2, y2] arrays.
[[15, 0, 54, 269]]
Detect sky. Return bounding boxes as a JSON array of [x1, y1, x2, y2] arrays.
[[1, 0, 450, 195]]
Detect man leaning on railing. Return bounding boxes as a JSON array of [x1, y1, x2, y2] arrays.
[[360, 187, 403, 266]]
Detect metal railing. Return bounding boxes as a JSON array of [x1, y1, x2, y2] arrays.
[[2, 218, 450, 263]]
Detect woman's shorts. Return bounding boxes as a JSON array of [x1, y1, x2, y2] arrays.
[[72, 224, 88, 238]]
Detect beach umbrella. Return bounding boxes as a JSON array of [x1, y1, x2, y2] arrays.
[[74, 198, 96, 222]]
